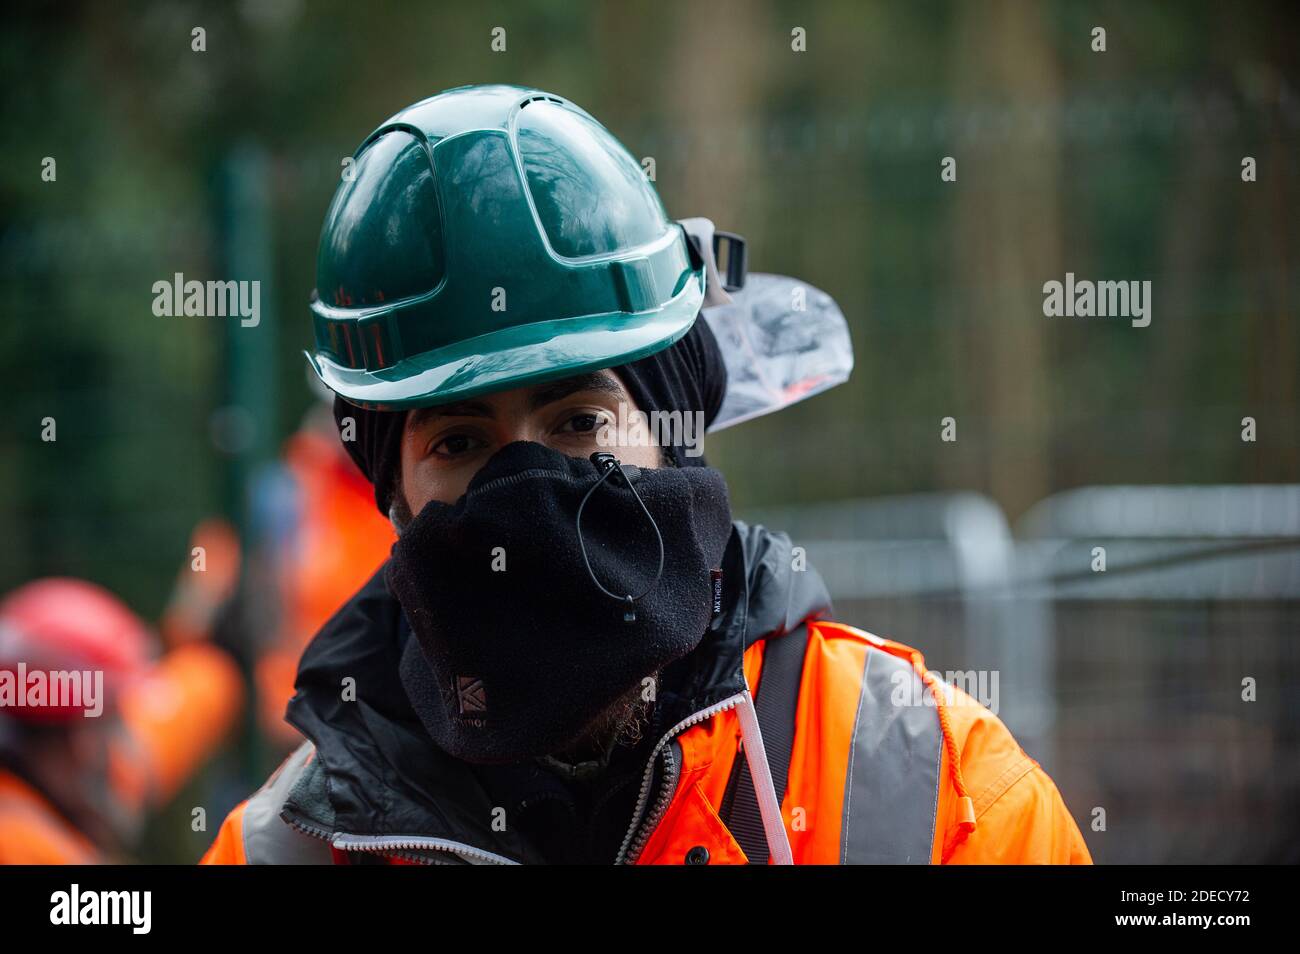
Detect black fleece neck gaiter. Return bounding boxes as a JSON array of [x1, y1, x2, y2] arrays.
[[390, 439, 732, 765]]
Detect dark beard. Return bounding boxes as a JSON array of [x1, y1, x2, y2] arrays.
[[549, 673, 658, 766]]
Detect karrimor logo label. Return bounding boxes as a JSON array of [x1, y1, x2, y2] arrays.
[[49, 884, 151, 934], [456, 675, 487, 715], [152, 273, 261, 327], [1042, 272, 1152, 327], [0, 664, 103, 717]]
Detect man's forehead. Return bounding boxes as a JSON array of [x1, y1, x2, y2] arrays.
[[405, 370, 629, 430]]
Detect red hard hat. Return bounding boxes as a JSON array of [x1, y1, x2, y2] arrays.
[[0, 578, 153, 723]]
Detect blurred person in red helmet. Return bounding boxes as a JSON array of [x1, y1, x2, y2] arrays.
[[0, 577, 243, 863]]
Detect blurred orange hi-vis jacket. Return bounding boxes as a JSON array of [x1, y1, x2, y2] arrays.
[[0, 772, 100, 865], [202, 524, 1092, 865], [256, 427, 396, 748], [1, 643, 242, 864]]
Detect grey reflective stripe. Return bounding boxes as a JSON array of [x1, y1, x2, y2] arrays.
[[840, 649, 943, 864], [242, 741, 334, 865]]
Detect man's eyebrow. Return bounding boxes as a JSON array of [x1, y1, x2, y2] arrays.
[[407, 399, 495, 431], [403, 374, 624, 431], [527, 372, 624, 411]]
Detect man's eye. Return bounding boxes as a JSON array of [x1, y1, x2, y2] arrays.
[[432, 434, 482, 457], [561, 412, 605, 434]]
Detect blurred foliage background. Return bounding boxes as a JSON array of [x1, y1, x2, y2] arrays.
[[1, 0, 1297, 862]]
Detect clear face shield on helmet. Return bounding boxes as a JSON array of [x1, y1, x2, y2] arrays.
[[678, 218, 854, 433]]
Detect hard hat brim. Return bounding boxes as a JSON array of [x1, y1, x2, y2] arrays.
[[309, 269, 704, 411]]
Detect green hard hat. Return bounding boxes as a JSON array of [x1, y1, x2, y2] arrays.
[[306, 85, 706, 410]]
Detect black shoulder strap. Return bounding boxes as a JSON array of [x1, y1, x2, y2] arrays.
[[720, 621, 808, 864]]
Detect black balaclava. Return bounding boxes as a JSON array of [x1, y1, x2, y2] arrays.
[[332, 314, 728, 518], [389, 438, 733, 763]]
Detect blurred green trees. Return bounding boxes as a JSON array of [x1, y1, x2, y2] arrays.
[[1, 0, 1295, 614]]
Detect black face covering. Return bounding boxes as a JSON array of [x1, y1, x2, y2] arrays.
[[390, 440, 732, 765]]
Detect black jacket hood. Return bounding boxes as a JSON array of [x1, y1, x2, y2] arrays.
[[282, 520, 831, 863]]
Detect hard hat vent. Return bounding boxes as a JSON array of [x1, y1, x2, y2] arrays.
[[516, 101, 668, 259], [315, 130, 445, 310]]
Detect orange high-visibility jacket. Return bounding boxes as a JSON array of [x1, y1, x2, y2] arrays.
[[255, 426, 396, 749], [0, 771, 102, 865], [202, 523, 1092, 865], [1, 643, 243, 865]]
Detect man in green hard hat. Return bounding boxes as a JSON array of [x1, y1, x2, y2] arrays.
[[202, 85, 1091, 866]]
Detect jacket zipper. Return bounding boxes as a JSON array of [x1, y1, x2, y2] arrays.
[[620, 742, 679, 865], [283, 814, 518, 865], [331, 832, 518, 865], [615, 690, 748, 865], [284, 692, 748, 866]]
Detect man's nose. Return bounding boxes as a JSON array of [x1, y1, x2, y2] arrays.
[[499, 423, 555, 451]]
